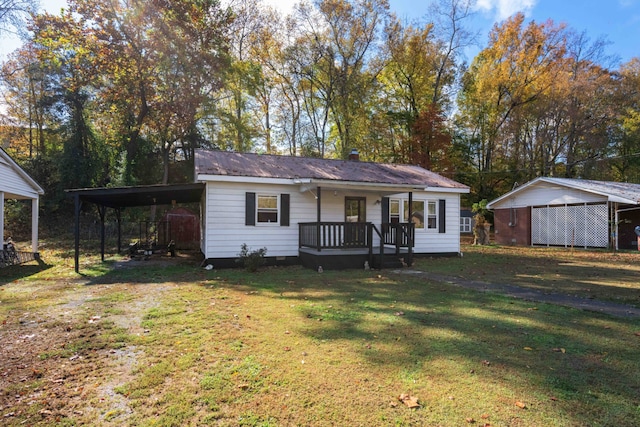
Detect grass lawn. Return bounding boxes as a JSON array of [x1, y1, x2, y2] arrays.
[[0, 243, 639, 426]]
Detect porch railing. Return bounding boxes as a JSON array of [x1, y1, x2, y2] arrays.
[[382, 222, 415, 249], [299, 222, 371, 250], [299, 222, 414, 252]]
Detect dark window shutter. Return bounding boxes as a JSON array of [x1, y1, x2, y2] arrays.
[[381, 197, 390, 223], [439, 199, 446, 233], [280, 194, 290, 226], [245, 192, 256, 226]]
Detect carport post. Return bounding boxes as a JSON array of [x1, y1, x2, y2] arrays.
[[97, 204, 106, 262], [74, 194, 82, 273], [116, 208, 122, 254]]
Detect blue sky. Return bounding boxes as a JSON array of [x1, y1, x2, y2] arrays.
[[389, 0, 640, 65], [3, 0, 639, 66]]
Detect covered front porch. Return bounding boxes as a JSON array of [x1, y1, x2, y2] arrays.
[[298, 221, 415, 270], [292, 181, 420, 270]]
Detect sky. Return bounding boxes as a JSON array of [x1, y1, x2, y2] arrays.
[[391, 0, 640, 65], [1, 0, 639, 65]]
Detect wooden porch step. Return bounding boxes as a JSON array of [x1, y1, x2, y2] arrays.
[[371, 253, 406, 269]]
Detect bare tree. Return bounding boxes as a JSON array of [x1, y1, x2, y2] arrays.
[[0, 0, 37, 37]]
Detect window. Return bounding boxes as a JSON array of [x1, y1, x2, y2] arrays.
[[426, 201, 437, 229], [460, 217, 472, 233], [390, 199, 400, 223], [246, 193, 289, 226], [257, 195, 278, 223], [404, 200, 425, 229], [389, 199, 438, 230]]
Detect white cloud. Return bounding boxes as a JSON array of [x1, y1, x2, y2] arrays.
[[475, 0, 538, 21], [263, 0, 297, 15]]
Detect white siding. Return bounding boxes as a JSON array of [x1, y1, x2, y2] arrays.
[[492, 181, 607, 209], [203, 183, 462, 259], [204, 182, 309, 258], [0, 160, 40, 199]]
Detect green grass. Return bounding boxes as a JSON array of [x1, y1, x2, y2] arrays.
[[418, 244, 640, 307], [0, 242, 639, 426]]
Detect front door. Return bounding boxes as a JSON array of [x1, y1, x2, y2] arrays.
[[345, 197, 366, 246]]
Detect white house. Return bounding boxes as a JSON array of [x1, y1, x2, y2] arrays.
[[195, 150, 470, 269], [0, 148, 44, 260], [487, 177, 640, 250]]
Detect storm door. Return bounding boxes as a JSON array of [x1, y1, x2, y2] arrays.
[[344, 197, 366, 246]]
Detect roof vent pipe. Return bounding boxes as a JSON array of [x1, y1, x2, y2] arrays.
[[348, 148, 359, 161]]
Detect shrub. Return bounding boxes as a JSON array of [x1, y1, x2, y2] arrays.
[[236, 244, 267, 272]]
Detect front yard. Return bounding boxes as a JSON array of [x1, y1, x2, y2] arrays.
[[0, 244, 639, 426]]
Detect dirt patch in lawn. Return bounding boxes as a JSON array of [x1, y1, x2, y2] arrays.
[[0, 278, 168, 425]]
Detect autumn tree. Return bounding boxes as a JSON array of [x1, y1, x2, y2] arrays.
[[32, 0, 231, 185], [31, 7, 109, 190], [1, 45, 55, 158], [456, 13, 567, 200], [613, 58, 640, 182]]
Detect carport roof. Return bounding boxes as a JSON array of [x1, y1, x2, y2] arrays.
[[65, 183, 204, 208]]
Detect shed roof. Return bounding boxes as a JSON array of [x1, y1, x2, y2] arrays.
[[195, 150, 468, 191], [487, 177, 640, 208]]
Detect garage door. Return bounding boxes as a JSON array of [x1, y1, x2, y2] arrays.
[[531, 204, 608, 248]]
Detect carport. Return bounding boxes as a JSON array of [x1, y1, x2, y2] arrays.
[[65, 183, 204, 273]]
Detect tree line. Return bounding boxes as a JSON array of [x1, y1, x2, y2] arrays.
[[2, 0, 640, 217]]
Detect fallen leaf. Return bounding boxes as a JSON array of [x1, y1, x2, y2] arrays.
[[515, 401, 526, 409], [523, 347, 533, 351], [398, 393, 420, 409]]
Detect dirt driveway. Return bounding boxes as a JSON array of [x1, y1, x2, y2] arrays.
[[0, 265, 172, 424]]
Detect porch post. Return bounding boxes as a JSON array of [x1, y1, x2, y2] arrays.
[[408, 191, 413, 266], [31, 197, 39, 255], [316, 187, 321, 251]]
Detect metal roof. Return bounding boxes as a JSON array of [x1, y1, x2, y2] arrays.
[[487, 177, 640, 208], [65, 183, 205, 208], [195, 150, 469, 191]]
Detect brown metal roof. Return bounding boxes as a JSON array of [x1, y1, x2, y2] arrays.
[[195, 150, 468, 190]]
